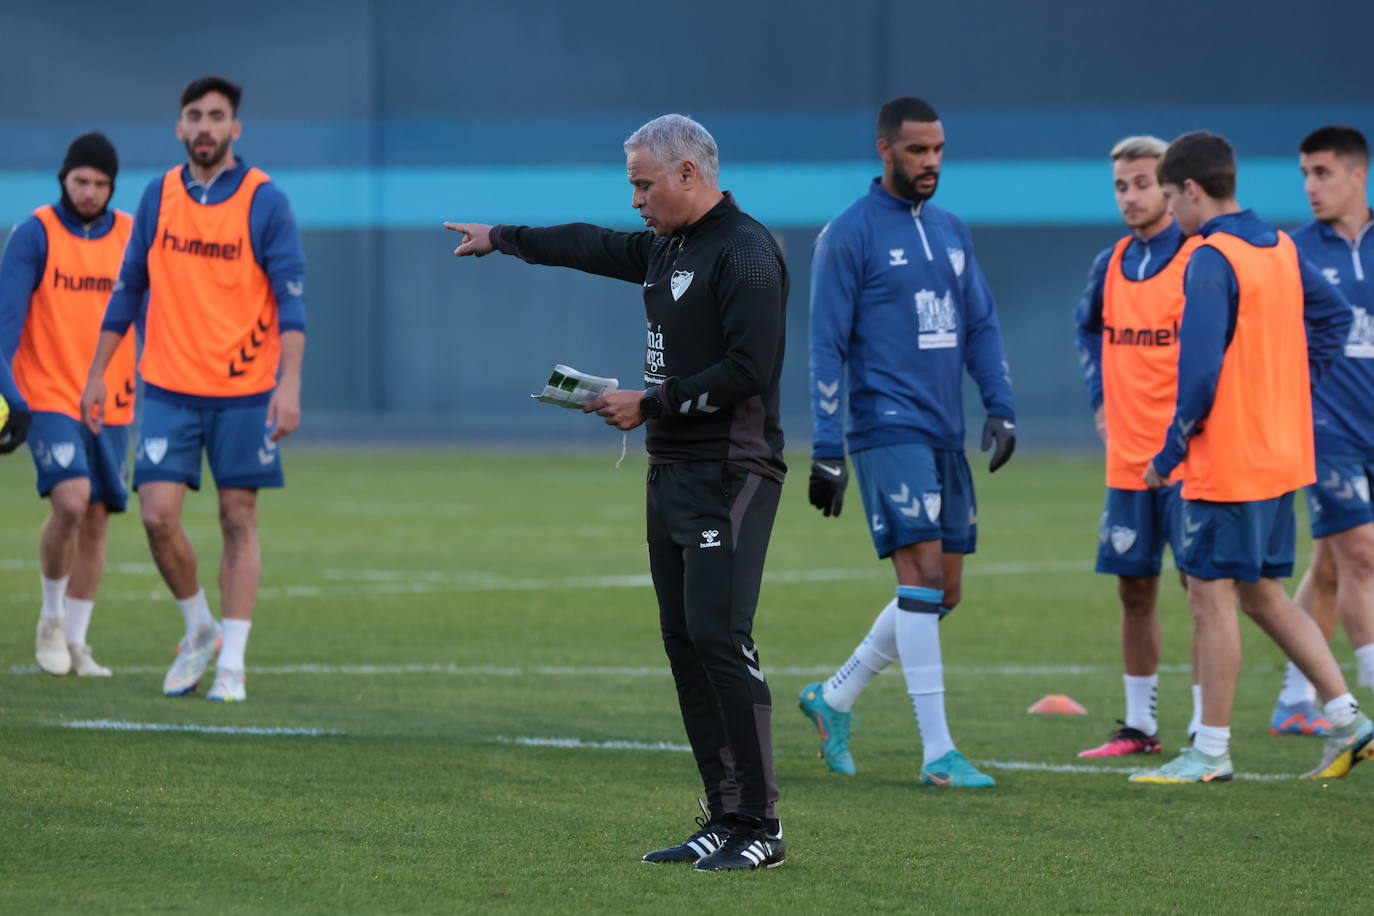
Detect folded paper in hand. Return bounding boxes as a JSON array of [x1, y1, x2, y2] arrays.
[[531, 364, 619, 409]]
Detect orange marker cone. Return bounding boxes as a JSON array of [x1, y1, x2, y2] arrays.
[[1027, 694, 1088, 715]]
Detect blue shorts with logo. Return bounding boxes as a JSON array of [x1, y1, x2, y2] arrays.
[[851, 443, 976, 558], [133, 394, 284, 491], [1177, 492, 1296, 583], [26, 411, 130, 510], [1096, 483, 1184, 577], [1305, 451, 1374, 539]]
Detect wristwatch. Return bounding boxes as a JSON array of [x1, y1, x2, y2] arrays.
[[640, 390, 663, 420]]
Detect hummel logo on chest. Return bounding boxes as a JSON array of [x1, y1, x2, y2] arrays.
[[889, 248, 908, 266], [700, 529, 722, 548]]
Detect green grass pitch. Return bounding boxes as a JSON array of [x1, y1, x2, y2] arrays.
[[1, 448, 1367, 913]]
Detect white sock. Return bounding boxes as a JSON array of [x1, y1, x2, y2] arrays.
[[1323, 692, 1360, 730], [1188, 684, 1203, 739], [64, 598, 95, 645], [1278, 660, 1318, 705], [1354, 643, 1374, 689], [1193, 723, 1230, 758], [176, 589, 216, 639], [823, 601, 898, 712], [895, 603, 954, 764], [1123, 674, 1159, 736], [40, 575, 68, 619], [218, 618, 252, 672]]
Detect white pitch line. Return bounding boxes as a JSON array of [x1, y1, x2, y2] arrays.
[[487, 735, 1301, 781], [493, 735, 692, 752], [9, 661, 1303, 678], [61, 719, 339, 737]]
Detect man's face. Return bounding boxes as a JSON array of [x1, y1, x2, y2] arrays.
[[1301, 150, 1367, 222], [1113, 156, 1168, 232], [175, 91, 241, 170], [62, 166, 112, 219], [879, 120, 945, 202], [1161, 181, 1202, 235], [627, 147, 691, 237]]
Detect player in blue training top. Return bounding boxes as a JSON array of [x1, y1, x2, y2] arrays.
[[798, 96, 1016, 788], [1073, 135, 1203, 756], [0, 353, 30, 453], [1270, 125, 1374, 736]]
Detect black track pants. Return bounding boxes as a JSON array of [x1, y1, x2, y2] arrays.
[[646, 460, 781, 821]]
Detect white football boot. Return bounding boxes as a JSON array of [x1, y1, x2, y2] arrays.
[[36, 616, 72, 675], [69, 643, 113, 677], [206, 667, 246, 702], [163, 623, 222, 696]]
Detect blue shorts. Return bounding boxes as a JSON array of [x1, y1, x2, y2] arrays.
[[133, 396, 285, 491], [1095, 483, 1184, 577], [1306, 452, 1374, 539], [26, 411, 130, 511], [851, 443, 976, 558], [1177, 493, 1296, 583]]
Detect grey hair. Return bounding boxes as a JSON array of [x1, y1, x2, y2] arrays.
[[624, 114, 720, 187], [1111, 135, 1168, 163]]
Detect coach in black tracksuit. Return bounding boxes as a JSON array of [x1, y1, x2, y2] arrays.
[[446, 114, 787, 871]]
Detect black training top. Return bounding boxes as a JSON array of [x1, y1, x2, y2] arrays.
[[492, 192, 787, 482]]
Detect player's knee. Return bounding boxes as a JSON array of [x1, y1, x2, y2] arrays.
[[217, 498, 258, 538], [1335, 537, 1374, 581], [1117, 576, 1157, 615], [48, 489, 88, 527], [140, 507, 180, 542], [940, 584, 962, 611]]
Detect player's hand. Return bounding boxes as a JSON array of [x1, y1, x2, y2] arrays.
[[1093, 405, 1107, 445], [585, 389, 647, 431], [0, 407, 31, 454], [1142, 463, 1166, 490], [267, 381, 302, 441], [79, 377, 107, 435], [443, 221, 496, 257], [981, 415, 1016, 473], [809, 458, 848, 517]]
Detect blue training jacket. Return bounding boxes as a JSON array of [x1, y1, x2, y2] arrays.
[[1151, 209, 1352, 477], [809, 179, 1015, 458], [1073, 220, 1188, 411], [0, 201, 126, 362], [0, 352, 23, 410], [101, 157, 306, 408], [1291, 211, 1374, 456]]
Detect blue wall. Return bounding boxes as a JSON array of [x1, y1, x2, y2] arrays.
[[3, 0, 1373, 448]]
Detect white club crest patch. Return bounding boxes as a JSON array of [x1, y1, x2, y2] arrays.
[[670, 270, 695, 301], [922, 491, 942, 522], [144, 437, 168, 465], [51, 442, 77, 469], [947, 247, 966, 277], [1110, 526, 1138, 555]]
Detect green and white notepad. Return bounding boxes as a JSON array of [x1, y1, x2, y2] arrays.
[[531, 365, 619, 409]]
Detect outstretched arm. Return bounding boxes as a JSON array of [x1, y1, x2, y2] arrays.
[[445, 221, 655, 284]]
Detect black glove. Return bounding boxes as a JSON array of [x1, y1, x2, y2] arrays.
[[0, 407, 31, 454], [808, 457, 849, 517], [981, 415, 1015, 473]]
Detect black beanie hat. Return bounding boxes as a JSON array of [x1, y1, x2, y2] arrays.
[[58, 132, 119, 185]]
